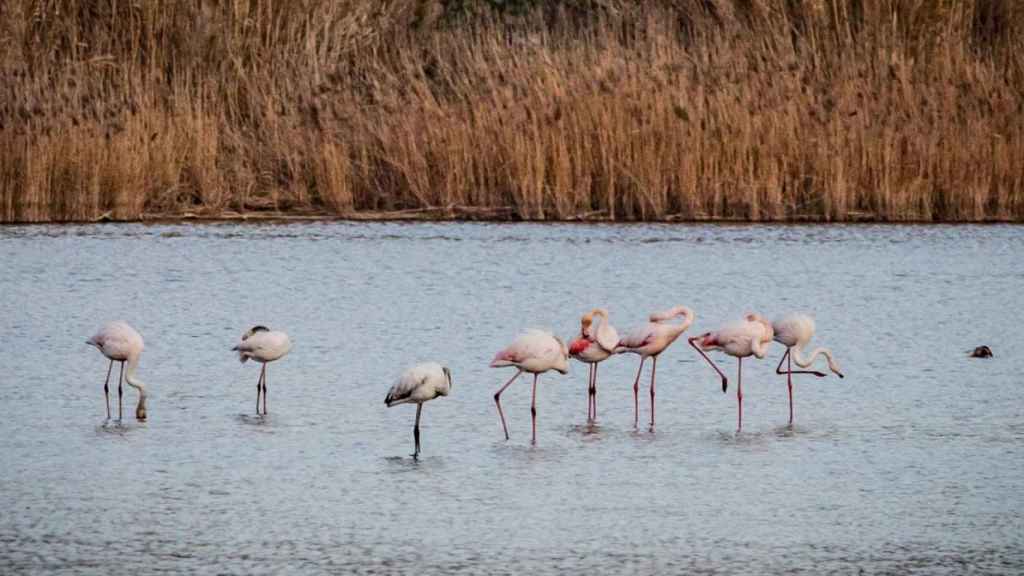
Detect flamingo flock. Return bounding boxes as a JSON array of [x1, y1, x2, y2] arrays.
[[86, 309, 843, 456]]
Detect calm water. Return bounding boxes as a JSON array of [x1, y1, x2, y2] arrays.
[[1, 222, 1022, 574]]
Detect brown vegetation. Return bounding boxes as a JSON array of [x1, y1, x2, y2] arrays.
[[1, 0, 1023, 223]]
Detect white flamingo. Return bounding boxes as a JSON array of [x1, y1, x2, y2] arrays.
[[689, 313, 774, 430], [86, 321, 147, 421], [772, 313, 844, 425], [568, 308, 619, 422], [614, 306, 695, 428], [491, 330, 569, 444], [232, 326, 292, 415], [385, 362, 452, 458]]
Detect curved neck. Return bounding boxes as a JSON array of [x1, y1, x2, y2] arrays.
[[124, 354, 147, 419], [793, 346, 841, 374], [663, 306, 694, 335]]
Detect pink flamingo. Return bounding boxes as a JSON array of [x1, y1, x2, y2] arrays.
[[772, 313, 844, 425], [86, 321, 148, 421], [614, 306, 695, 428], [689, 313, 774, 430], [491, 330, 569, 444], [569, 308, 619, 422]]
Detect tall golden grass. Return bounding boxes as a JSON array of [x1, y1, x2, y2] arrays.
[[1, 0, 1022, 223]]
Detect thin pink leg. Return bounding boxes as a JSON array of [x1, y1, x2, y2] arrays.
[[689, 337, 729, 392], [493, 369, 522, 440], [102, 359, 113, 419], [737, 357, 744, 431], [787, 349, 794, 425], [531, 374, 539, 445], [586, 364, 594, 421], [592, 363, 599, 422], [649, 356, 657, 429], [631, 357, 646, 428], [261, 364, 268, 415], [255, 365, 265, 415], [117, 361, 125, 421], [775, 347, 826, 378]]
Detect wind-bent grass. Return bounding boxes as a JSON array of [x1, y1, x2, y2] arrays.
[[2, 0, 1022, 223]]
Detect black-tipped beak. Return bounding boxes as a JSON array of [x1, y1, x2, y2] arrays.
[[721, 378, 728, 393], [837, 372, 845, 379]]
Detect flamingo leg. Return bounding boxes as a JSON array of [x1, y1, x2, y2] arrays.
[[589, 364, 598, 420], [592, 363, 599, 422], [413, 403, 422, 458], [788, 349, 793, 425], [493, 369, 522, 440], [631, 357, 646, 428], [649, 355, 658, 429], [262, 364, 268, 415], [531, 374, 539, 445], [737, 357, 743, 431], [102, 359, 113, 419], [774, 348, 826, 378], [117, 361, 125, 421], [689, 337, 729, 392], [255, 365, 265, 415]]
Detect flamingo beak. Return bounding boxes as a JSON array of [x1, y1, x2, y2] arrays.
[[721, 377, 728, 393]]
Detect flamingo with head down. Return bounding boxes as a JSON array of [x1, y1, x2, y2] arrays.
[[86, 321, 148, 421], [772, 313, 844, 425], [491, 330, 569, 444], [569, 308, 619, 422], [614, 306, 695, 429], [689, 313, 773, 430]]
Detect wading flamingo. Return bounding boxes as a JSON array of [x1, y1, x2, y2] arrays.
[[568, 308, 619, 422], [86, 321, 147, 421], [689, 313, 773, 430], [233, 326, 292, 415], [772, 313, 844, 425], [491, 330, 569, 444], [614, 306, 695, 429], [385, 362, 452, 458]]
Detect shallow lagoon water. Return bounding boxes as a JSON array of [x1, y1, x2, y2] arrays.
[[1, 222, 1022, 574]]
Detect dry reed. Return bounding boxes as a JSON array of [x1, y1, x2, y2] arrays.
[[1, 0, 1022, 223]]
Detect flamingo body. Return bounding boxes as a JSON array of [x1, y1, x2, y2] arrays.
[[86, 321, 147, 421], [385, 362, 452, 458], [771, 312, 843, 425], [568, 309, 619, 422], [614, 305, 694, 428], [491, 330, 569, 443], [233, 326, 291, 415]]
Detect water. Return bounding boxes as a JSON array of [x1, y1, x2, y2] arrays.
[[1, 222, 1022, 574]]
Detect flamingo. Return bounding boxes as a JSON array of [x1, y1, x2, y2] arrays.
[[772, 313, 844, 425], [689, 313, 774, 430], [568, 308, 619, 422], [613, 306, 695, 428], [232, 326, 292, 415], [86, 321, 147, 421], [385, 362, 452, 458], [491, 330, 569, 444]]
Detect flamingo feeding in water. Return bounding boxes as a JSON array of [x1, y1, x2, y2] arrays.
[[86, 321, 147, 421], [568, 308, 619, 422], [689, 313, 773, 431], [491, 330, 569, 444], [233, 326, 292, 415], [385, 362, 452, 458], [614, 306, 695, 429], [772, 313, 844, 425]]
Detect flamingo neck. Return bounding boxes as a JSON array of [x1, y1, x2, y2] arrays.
[[664, 306, 695, 336], [793, 346, 842, 375], [124, 354, 147, 420]]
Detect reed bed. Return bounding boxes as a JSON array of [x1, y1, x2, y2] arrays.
[[1, 0, 1022, 223]]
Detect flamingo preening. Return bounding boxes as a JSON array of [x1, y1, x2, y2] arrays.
[[614, 306, 695, 429], [233, 326, 292, 415], [771, 313, 844, 425], [491, 330, 569, 444], [568, 308, 619, 422], [86, 321, 147, 421], [689, 313, 773, 430], [385, 362, 452, 458]]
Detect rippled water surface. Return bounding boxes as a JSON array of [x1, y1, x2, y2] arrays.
[[1, 222, 1022, 574]]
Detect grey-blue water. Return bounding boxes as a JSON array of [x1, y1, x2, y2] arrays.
[[1, 222, 1022, 575]]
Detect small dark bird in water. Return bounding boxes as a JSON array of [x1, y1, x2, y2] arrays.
[[969, 346, 993, 358]]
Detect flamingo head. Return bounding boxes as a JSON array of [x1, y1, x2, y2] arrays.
[[579, 312, 593, 337]]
